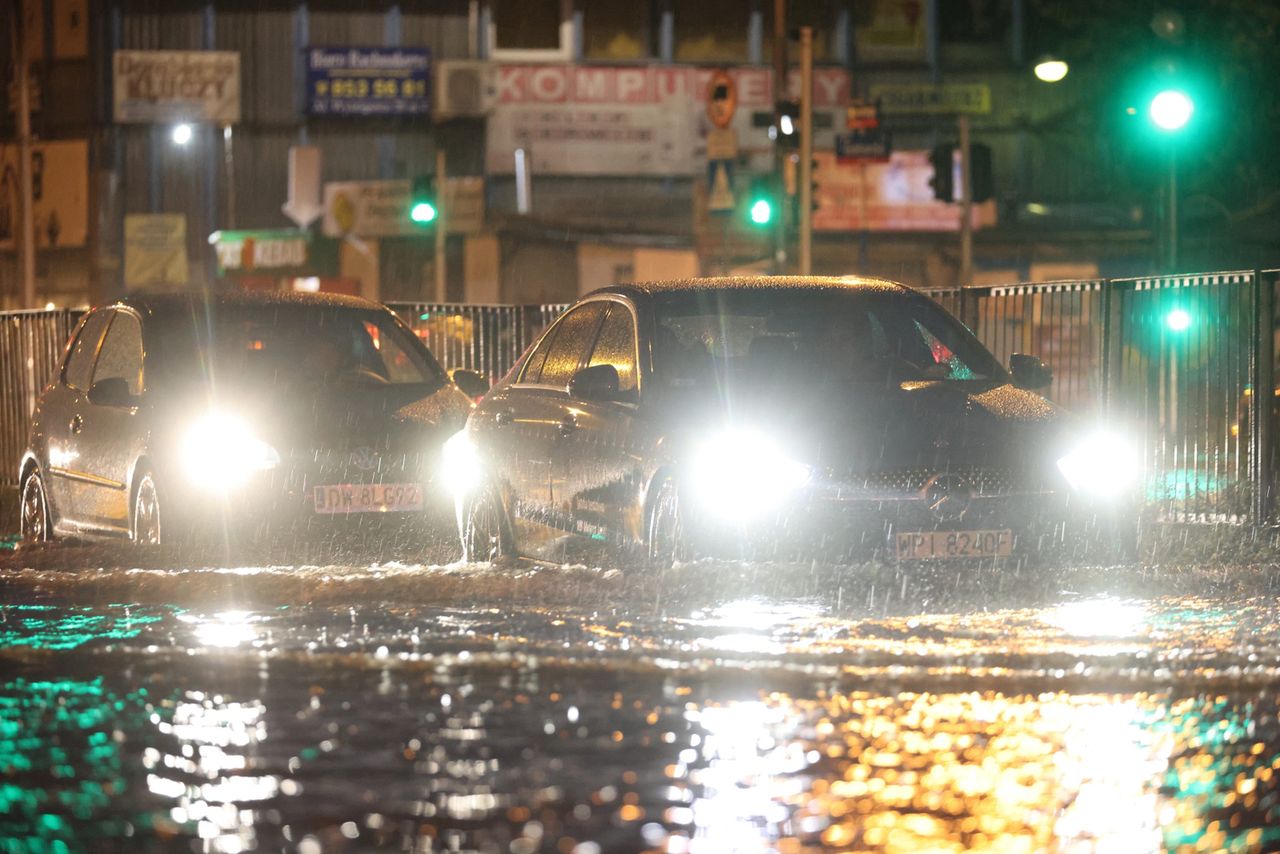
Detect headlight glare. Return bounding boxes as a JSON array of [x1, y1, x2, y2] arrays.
[[688, 429, 810, 519], [1056, 430, 1140, 498], [441, 430, 483, 496], [183, 413, 280, 490]]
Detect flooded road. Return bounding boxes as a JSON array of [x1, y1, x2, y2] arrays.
[[5, 548, 1280, 852]]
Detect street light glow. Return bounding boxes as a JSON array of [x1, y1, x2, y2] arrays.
[[171, 123, 193, 145], [749, 199, 773, 225], [1149, 90, 1193, 131], [410, 201, 438, 224], [1166, 308, 1192, 332], [1034, 59, 1069, 83]]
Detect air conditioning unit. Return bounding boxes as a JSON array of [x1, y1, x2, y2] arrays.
[[435, 61, 497, 118]]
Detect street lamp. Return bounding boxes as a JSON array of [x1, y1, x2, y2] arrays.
[[1148, 89, 1193, 270], [1033, 58, 1069, 83], [171, 123, 193, 146]]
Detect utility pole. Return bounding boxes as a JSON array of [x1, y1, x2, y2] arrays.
[[434, 148, 447, 303], [798, 27, 813, 275], [771, 0, 787, 273], [958, 115, 973, 288], [12, 0, 37, 307]]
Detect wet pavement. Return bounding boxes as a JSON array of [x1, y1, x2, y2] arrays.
[[5, 545, 1280, 852]]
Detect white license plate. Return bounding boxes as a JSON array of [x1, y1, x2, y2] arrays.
[[896, 529, 1013, 559], [313, 483, 423, 514]]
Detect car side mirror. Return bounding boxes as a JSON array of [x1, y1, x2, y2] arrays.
[[451, 369, 490, 400], [88, 377, 136, 407], [1009, 354, 1052, 390], [568, 364, 621, 401]]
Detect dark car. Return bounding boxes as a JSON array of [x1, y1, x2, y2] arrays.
[[18, 291, 477, 548], [445, 276, 1141, 565]]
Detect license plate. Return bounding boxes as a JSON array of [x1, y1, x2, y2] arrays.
[[895, 529, 1013, 559], [313, 483, 423, 514]]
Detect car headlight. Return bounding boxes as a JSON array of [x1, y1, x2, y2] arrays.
[[441, 429, 482, 496], [1055, 429, 1141, 498], [182, 413, 280, 490], [687, 428, 811, 520]]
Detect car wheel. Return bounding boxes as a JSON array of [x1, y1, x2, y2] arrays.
[[646, 476, 686, 569], [460, 483, 511, 563], [132, 472, 163, 546], [19, 468, 51, 547]]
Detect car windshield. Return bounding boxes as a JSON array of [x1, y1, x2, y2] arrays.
[[652, 287, 1004, 388], [151, 305, 447, 391]]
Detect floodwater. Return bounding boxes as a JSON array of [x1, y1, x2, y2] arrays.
[[5, 546, 1280, 853]]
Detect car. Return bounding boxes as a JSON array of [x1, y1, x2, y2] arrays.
[[18, 290, 482, 549], [444, 276, 1142, 565]]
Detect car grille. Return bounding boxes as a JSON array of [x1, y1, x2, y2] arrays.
[[840, 466, 1051, 497]]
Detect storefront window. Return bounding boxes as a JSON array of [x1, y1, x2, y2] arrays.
[[762, 0, 834, 64], [583, 0, 652, 60], [674, 0, 751, 63], [493, 0, 563, 50]]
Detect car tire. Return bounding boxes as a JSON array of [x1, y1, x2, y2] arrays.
[[19, 467, 51, 547], [646, 476, 686, 569], [131, 472, 163, 546], [459, 482, 512, 564]]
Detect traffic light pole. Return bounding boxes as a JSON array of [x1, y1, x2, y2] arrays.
[[12, 3, 36, 307], [959, 115, 973, 288], [435, 149, 447, 303], [798, 27, 813, 275], [1168, 147, 1178, 271], [771, 0, 787, 273]]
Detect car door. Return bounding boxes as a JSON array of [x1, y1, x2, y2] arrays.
[[74, 309, 146, 533], [474, 302, 606, 557], [43, 309, 113, 531], [552, 300, 649, 555]]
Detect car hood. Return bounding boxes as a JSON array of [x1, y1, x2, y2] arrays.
[[156, 380, 474, 459], [660, 378, 1068, 478]]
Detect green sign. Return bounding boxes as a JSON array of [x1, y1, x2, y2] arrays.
[[212, 230, 339, 277]]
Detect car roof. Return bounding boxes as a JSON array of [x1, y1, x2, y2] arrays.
[[107, 289, 385, 320], [584, 275, 914, 302]]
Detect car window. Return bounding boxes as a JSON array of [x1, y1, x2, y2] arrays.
[[63, 310, 112, 392], [92, 312, 145, 395], [653, 289, 1002, 387], [521, 303, 606, 387], [152, 307, 446, 390], [587, 303, 638, 394]]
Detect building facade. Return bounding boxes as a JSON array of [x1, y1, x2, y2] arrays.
[[0, 0, 1158, 310]]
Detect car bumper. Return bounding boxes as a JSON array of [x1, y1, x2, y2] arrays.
[[684, 486, 1136, 560]]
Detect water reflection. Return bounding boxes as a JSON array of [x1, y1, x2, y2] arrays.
[[146, 692, 274, 853]]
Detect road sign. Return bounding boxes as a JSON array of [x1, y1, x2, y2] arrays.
[[706, 70, 736, 129], [707, 160, 735, 212], [281, 145, 323, 229]]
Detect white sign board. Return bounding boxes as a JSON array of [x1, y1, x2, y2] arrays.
[[124, 214, 188, 289], [322, 180, 414, 238], [487, 65, 851, 177], [113, 50, 241, 124]]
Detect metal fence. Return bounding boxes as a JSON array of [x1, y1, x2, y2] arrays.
[[932, 269, 1280, 523], [4, 275, 1280, 525], [1, 309, 81, 487], [386, 302, 569, 384]]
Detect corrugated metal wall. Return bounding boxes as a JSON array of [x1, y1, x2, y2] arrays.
[[110, 0, 474, 293]]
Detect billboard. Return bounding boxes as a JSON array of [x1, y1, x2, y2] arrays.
[[113, 50, 241, 124], [305, 47, 431, 117], [486, 64, 852, 176]]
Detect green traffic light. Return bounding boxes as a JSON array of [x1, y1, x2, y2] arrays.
[[1150, 89, 1193, 132], [749, 198, 773, 226], [410, 201, 438, 224], [1166, 307, 1192, 331]]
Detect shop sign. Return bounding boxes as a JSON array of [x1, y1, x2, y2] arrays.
[[113, 50, 241, 124], [869, 83, 991, 116], [306, 47, 431, 117], [212, 230, 339, 277], [125, 214, 188, 289]]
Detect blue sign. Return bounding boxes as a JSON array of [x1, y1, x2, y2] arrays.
[[306, 47, 431, 117]]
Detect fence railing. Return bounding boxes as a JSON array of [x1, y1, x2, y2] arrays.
[[386, 302, 569, 384], [1, 309, 81, 487], [3, 274, 1279, 526]]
